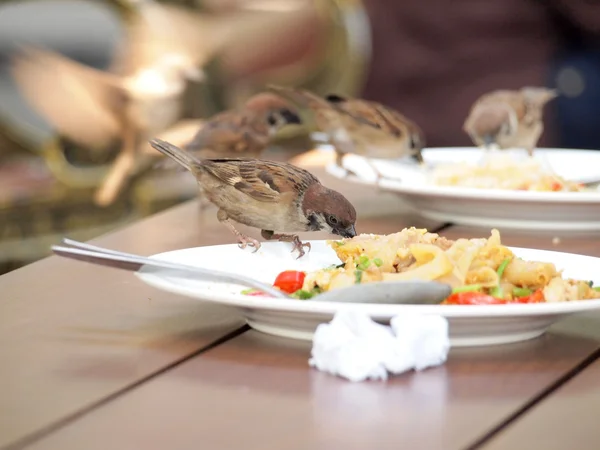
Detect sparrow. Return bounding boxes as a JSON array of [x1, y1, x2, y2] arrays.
[[148, 138, 357, 258], [184, 92, 302, 160], [157, 93, 302, 210], [9, 1, 311, 207], [463, 86, 558, 156], [267, 85, 425, 181]]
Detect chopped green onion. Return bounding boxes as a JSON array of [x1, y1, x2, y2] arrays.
[[354, 270, 363, 284], [489, 286, 503, 298], [594, 286, 600, 292], [496, 259, 511, 279], [357, 255, 371, 270], [452, 284, 482, 293], [373, 258, 383, 267], [489, 259, 512, 299], [356, 257, 370, 270], [291, 286, 322, 300], [333, 241, 345, 247], [512, 287, 532, 297], [292, 290, 315, 299]]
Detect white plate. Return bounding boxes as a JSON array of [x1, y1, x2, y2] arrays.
[[325, 147, 600, 233], [136, 240, 600, 347]]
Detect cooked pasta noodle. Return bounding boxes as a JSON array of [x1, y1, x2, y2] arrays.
[[503, 258, 558, 289], [381, 244, 454, 282], [298, 227, 600, 304], [464, 266, 499, 287]]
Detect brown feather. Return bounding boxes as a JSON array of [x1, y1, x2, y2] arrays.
[[200, 158, 318, 203], [267, 84, 423, 160], [184, 92, 298, 159]]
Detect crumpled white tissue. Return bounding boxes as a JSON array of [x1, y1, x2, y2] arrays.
[[308, 310, 450, 382]]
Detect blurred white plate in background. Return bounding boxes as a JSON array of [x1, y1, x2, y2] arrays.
[[325, 147, 600, 232]]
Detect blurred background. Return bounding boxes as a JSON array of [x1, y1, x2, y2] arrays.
[[0, 0, 598, 275]]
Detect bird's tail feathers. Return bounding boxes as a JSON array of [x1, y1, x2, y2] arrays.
[[149, 138, 202, 172]]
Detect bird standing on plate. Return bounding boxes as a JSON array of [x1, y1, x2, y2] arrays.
[[149, 138, 357, 258], [267, 85, 425, 183], [10, 1, 310, 206], [463, 87, 558, 156]]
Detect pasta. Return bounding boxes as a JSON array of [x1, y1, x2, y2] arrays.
[[503, 258, 558, 289], [430, 153, 585, 192], [296, 227, 600, 304]]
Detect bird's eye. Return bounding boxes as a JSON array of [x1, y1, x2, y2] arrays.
[[325, 94, 346, 104], [328, 215, 338, 225], [267, 114, 277, 126], [410, 135, 419, 149]]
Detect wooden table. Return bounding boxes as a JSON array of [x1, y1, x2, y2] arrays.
[[2, 167, 600, 450]]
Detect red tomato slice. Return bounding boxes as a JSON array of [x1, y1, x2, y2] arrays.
[[443, 291, 507, 305], [273, 270, 306, 294], [513, 289, 545, 303]]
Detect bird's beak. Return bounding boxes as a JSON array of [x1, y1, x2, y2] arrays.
[[338, 224, 356, 238], [482, 134, 495, 148], [412, 150, 424, 165], [280, 108, 302, 125]]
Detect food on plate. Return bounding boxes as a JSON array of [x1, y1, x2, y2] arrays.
[[430, 153, 584, 192], [242, 227, 600, 304]]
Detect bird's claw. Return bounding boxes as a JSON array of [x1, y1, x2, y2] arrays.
[[291, 237, 311, 259], [237, 235, 261, 252]]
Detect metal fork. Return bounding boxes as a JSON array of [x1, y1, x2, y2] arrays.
[[51, 239, 453, 305], [51, 238, 288, 298]]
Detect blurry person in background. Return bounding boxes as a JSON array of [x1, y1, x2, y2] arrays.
[[361, 0, 600, 149]]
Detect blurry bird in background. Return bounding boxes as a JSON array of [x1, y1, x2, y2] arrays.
[[9, 0, 314, 207], [463, 86, 558, 156], [183, 92, 302, 161], [267, 85, 425, 183]]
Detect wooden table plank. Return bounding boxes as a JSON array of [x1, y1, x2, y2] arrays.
[[481, 355, 600, 450], [0, 202, 246, 450], [21, 329, 600, 450], [0, 168, 442, 450]]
